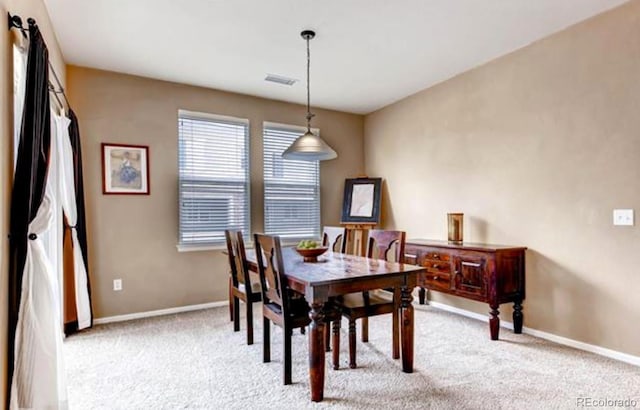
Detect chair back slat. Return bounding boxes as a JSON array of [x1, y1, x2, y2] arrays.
[[254, 234, 290, 313], [367, 229, 406, 262], [322, 226, 347, 253], [225, 230, 252, 291]]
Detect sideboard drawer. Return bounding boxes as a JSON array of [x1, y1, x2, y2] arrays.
[[422, 260, 451, 274], [421, 272, 451, 292], [422, 250, 450, 262]]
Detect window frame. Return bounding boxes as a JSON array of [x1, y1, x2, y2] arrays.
[[262, 121, 322, 243], [177, 109, 251, 252]]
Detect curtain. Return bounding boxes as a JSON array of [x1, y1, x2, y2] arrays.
[[55, 114, 92, 331], [67, 109, 93, 331], [8, 21, 68, 409]]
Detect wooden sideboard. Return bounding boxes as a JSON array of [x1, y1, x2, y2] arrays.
[[404, 239, 526, 340]]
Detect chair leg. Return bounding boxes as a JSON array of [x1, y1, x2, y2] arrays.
[[349, 320, 357, 369], [263, 318, 270, 363], [324, 323, 331, 352], [332, 319, 341, 370], [361, 317, 368, 343], [233, 297, 240, 332], [392, 307, 400, 359], [246, 301, 254, 345], [228, 277, 234, 321], [284, 327, 293, 385]]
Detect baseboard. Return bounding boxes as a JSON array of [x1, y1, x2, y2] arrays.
[[427, 301, 640, 367], [93, 301, 228, 325]]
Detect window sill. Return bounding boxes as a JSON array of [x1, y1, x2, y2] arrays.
[[176, 243, 226, 253]]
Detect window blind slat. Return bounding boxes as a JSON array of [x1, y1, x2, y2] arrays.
[[178, 115, 250, 245], [263, 126, 320, 240]]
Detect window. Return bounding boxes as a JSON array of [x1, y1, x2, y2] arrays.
[[263, 123, 321, 240], [178, 111, 250, 247]]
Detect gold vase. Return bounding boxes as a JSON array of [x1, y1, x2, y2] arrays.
[[447, 213, 463, 243]]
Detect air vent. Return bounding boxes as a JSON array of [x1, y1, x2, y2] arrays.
[[265, 74, 297, 86]]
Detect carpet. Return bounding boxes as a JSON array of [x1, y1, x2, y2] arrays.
[[64, 305, 640, 409]]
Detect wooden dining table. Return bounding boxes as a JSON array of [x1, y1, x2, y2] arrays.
[[244, 247, 426, 402]]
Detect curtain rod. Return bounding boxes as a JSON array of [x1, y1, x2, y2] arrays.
[[8, 12, 72, 111]]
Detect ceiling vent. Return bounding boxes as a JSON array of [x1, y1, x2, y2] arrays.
[[265, 74, 297, 86]]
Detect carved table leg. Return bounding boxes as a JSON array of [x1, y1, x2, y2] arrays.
[[400, 285, 414, 373], [513, 300, 523, 334], [418, 287, 426, 305], [309, 303, 326, 402], [489, 304, 500, 340]]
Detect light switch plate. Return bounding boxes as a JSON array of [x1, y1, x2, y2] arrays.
[[613, 209, 634, 226]]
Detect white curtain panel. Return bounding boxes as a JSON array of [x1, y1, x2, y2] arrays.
[[54, 114, 92, 330], [10, 195, 68, 410], [13, 40, 28, 169]]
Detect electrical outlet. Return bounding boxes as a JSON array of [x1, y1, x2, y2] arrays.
[[613, 209, 634, 226], [113, 279, 123, 291]]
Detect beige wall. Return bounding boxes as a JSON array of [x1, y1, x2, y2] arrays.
[[1, 0, 66, 403], [67, 66, 364, 319], [365, 2, 640, 357]]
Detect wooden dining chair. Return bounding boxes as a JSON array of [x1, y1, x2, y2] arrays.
[[254, 233, 312, 385], [335, 229, 406, 369], [322, 226, 347, 253], [320, 226, 348, 359], [225, 230, 261, 345]]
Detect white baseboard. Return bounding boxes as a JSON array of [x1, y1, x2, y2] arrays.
[[93, 301, 228, 325], [427, 301, 640, 367]]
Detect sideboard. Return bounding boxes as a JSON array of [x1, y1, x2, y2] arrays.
[[404, 239, 526, 340]]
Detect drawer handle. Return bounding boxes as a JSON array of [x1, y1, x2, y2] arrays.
[[432, 263, 439, 269], [433, 275, 439, 281], [433, 254, 440, 259]]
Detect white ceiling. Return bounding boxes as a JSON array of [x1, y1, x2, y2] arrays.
[[44, 0, 627, 114]]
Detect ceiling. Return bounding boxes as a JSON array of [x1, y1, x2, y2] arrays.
[[44, 0, 627, 114]]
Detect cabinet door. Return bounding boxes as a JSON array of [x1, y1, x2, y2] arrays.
[[452, 254, 487, 298]]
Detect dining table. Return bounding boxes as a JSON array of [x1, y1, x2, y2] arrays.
[[244, 247, 426, 402]]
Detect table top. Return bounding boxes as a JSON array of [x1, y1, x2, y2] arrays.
[[245, 247, 425, 287], [407, 239, 527, 252]]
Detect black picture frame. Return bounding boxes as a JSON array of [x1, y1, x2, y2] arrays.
[[341, 177, 382, 224]]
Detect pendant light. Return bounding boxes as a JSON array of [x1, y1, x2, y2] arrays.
[[283, 30, 337, 161]]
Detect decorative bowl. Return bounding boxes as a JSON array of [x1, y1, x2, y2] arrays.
[[295, 246, 329, 262]]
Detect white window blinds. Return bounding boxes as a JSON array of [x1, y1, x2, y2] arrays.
[[263, 124, 320, 240], [178, 111, 250, 246]]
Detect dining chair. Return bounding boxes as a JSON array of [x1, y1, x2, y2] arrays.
[[254, 233, 312, 385], [322, 226, 347, 253], [225, 230, 261, 345], [320, 226, 348, 361], [335, 229, 406, 369]]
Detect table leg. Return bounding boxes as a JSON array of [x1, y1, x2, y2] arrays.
[[513, 300, 523, 334], [309, 302, 326, 402], [400, 285, 414, 373], [489, 304, 500, 340]]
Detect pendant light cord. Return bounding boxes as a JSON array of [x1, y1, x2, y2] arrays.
[[306, 34, 314, 132]]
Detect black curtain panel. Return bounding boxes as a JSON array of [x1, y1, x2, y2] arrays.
[[67, 109, 94, 329], [7, 20, 51, 399]]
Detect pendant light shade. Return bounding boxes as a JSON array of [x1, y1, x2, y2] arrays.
[[283, 130, 337, 160], [282, 30, 337, 161]]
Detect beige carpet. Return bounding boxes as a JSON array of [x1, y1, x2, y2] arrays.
[[64, 305, 639, 409]]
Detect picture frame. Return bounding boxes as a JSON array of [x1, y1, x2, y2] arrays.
[[340, 177, 382, 224], [101, 143, 150, 195]]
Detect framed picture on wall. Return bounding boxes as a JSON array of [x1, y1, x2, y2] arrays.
[[341, 177, 382, 224], [101, 143, 150, 195]]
